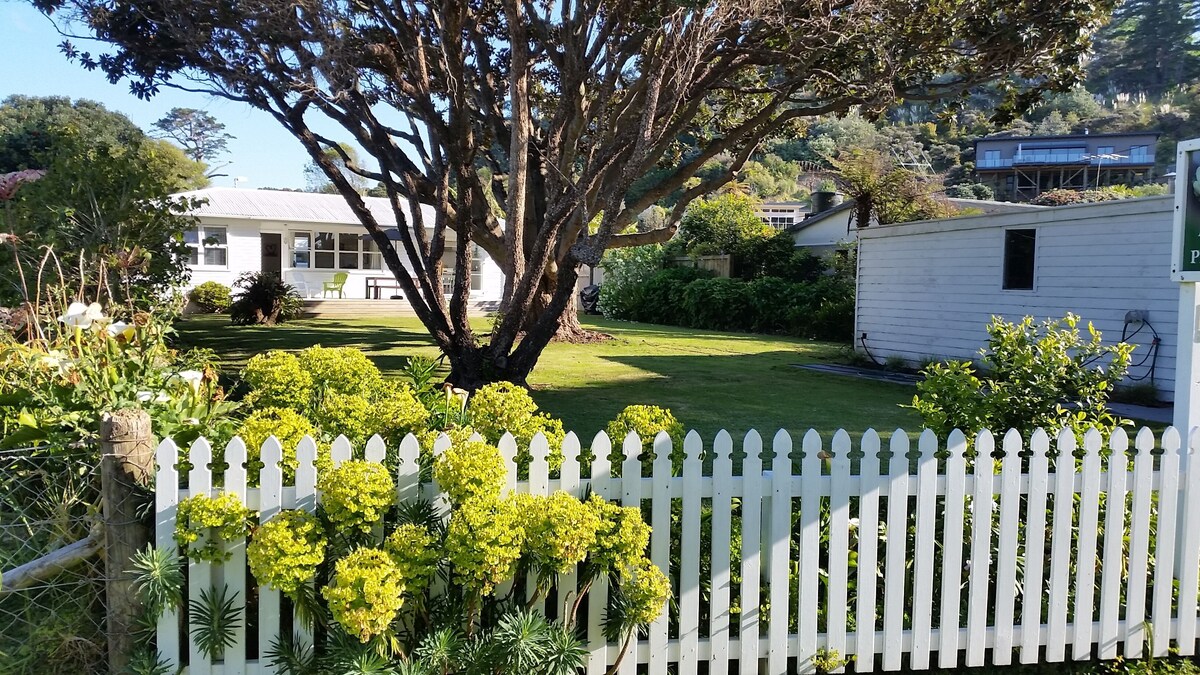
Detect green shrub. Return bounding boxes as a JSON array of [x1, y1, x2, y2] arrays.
[[188, 281, 232, 313], [375, 385, 432, 442], [229, 272, 304, 325], [314, 391, 375, 446], [598, 244, 664, 319], [910, 313, 1133, 441], [637, 266, 714, 324], [241, 351, 315, 412], [297, 345, 384, 400], [680, 277, 754, 332]]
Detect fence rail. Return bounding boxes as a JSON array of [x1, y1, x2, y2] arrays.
[[155, 425, 1200, 674]]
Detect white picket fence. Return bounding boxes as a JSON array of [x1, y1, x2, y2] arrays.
[[154, 425, 1200, 674]]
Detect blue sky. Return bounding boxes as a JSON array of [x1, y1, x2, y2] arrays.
[[1, 3, 312, 189]]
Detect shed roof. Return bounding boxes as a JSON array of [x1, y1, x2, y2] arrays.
[[175, 187, 438, 227]]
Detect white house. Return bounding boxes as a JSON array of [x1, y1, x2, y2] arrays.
[[855, 195, 1177, 397], [177, 188, 504, 304]]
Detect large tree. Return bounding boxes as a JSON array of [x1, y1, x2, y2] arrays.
[[1086, 0, 1200, 98], [36, 0, 1113, 387], [152, 107, 234, 175]]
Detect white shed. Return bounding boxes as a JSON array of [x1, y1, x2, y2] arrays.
[[177, 188, 504, 303], [855, 195, 1177, 397]]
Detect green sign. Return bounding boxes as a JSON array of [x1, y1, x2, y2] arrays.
[[1181, 150, 1200, 275]]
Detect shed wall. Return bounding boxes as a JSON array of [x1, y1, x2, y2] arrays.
[[855, 196, 1178, 398]]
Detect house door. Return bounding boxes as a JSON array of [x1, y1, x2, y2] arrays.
[[261, 233, 282, 278]]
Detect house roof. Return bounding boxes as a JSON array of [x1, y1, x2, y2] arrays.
[[974, 131, 1161, 147], [175, 187, 438, 227], [783, 197, 1043, 234]]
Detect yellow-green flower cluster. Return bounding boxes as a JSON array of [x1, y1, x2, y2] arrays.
[[518, 491, 601, 575], [241, 351, 314, 412], [247, 510, 326, 595], [297, 345, 383, 398], [466, 382, 565, 469], [384, 524, 440, 594], [174, 492, 255, 563], [321, 548, 405, 642], [314, 391, 375, 446], [605, 404, 685, 461], [619, 557, 670, 625], [236, 407, 319, 484], [375, 385, 431, 442], [586, 494, 652, 573], [318, 460, 395, 534], [433, 440, 506, 505], [444, 496, 523, 595]]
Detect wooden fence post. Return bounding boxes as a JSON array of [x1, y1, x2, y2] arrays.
[[100, 408, 154, 673]]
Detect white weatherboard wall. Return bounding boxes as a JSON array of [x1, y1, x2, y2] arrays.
[[856, 196, 1177, 396]]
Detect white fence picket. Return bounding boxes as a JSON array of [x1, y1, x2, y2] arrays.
[[1046, 430, 1078, 663], [1098, 429, 1129, 660], [1179, 428, 1200, 656], [257, 436, 284, 666], [768, 431, 794, 674], [585, 432, 613, 675], [527, 433, 551, 616], [1151, 428, 1182, 657], [797, 430, 821, 674], [856, 430, 883, 673], [154, 439, 180, 668], [678, 432, 703, 674], [881, 431, 910, 671], [187, 438, 214, 675], [992, 430, 1022, 665], [1019, 429, 1051, 664], [1072, 430, 1103, 660], [965, 430, 995, 668], [151, 426, 1200, 673], [909, 430, 938, 670], [826, 430, 853, 673], [1124, 428, 1156, 658], [223, 438, 248, 673], [709, 431, 734, 675], [739, 430, 764, 669]]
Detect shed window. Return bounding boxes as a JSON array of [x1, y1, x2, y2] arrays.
[[1003, 229, 1036, 290], [185, 225, 227, 267]]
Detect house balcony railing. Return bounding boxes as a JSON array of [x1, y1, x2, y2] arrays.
[[977, 153, 1153, 169]]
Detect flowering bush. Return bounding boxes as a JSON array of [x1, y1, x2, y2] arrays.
[[321, 547, 406, 642], [467, 382, 565, 468], [236, 407, 319, 484], [444, 496, 524, 596], [314, 391, 375, 445], [617, 557, 672, 625], [433, 440, 506, 505], [297, 345, 384, 399], [317, 460, 395, 535], [247, 510, 326, 595], [384, 524, 439, 595], [241, 351, 314, 412], [174, 492, 254, 562], [587, 493, 652, 572], [374, 385, 431, 443], [606, 404, 685, 471], [519, 491, 601, 576]]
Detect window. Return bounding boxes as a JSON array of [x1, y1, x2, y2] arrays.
[[292, 230, 384, 270], [1003, 229, 1036, 290], [1096, 145, 1114, 156], [471, 245, 483, 291], [314, 232, 336, 268], [1129, 145, 1149, 162], [185, 225, 227, 267], [983, 150, 1001, 161], [292, 232, 311, 268]]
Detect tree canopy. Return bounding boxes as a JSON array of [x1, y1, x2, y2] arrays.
[[34, 0, 1116, 386], [0, 96, 207, 307], [152, 107, 234, 174]]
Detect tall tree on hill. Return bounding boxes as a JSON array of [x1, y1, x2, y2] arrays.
[[1087, 0, 1200, 97], [152, 107, 234, 176], [33, 0, 1115, 387]]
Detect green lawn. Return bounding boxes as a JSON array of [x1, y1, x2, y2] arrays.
[[176, 314, 920, 441]]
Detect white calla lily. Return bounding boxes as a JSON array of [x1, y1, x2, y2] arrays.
[[57, 301, 107, 330], [176, 369, 205, 393], [106, 321, 134, 340]]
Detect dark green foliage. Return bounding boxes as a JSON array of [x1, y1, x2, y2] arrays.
[[189, 585, 242, 660], [1087, 0, 1200, 97], [229, 272, 304, 326], [188, 280, 232, 313]]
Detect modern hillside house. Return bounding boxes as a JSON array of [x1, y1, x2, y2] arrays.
[[974, 131, 1160, 201]]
